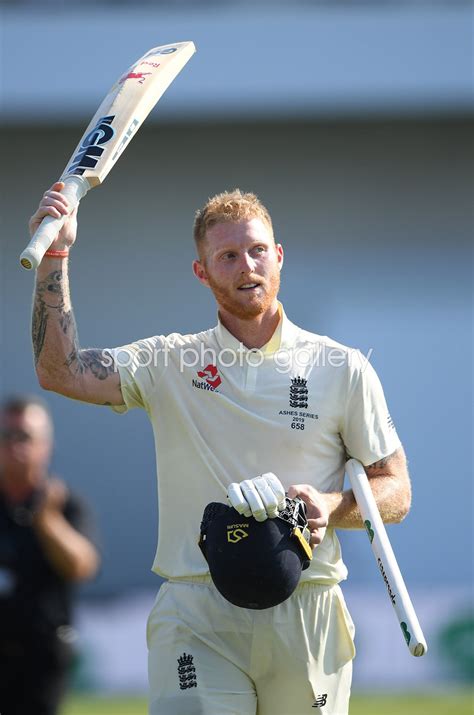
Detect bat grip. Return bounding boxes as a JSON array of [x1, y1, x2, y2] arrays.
[[20, 176, 90, 270]]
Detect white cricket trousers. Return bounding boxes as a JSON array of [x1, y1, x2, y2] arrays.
[[147, 577, 355, 715]]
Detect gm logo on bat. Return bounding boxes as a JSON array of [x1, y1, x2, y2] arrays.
[[66, 115, 116, 176], [143, 46, 178, 58]]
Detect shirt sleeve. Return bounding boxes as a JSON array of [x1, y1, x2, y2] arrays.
[[107, 335, 168, 413], [341, 353, 401, 466], [63, 493, 101, 553]]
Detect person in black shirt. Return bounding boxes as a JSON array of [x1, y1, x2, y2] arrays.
[[0, 395, 100, 715]]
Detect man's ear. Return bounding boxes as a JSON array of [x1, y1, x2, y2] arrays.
[[192, 259, 210, 287], [276, 243, 284, 270]]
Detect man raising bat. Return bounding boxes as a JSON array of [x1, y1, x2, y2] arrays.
[[28, 184, 411, 715]]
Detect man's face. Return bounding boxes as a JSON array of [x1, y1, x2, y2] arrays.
[[193, 218, 284, 320], [0, 405, 52, 486]]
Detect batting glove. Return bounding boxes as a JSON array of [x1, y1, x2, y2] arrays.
[[227, 473, 286, 522]]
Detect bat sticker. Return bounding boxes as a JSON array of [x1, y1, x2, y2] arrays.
[[111, 118, 140, 163], [119, 72, 153, 85], [143, 46, 177, 59], [66, 115, 116, 176]]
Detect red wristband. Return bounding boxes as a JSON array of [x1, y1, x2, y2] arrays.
[[44, 249, 69, 258]]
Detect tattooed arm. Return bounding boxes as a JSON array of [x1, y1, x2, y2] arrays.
[[289, 447, 412, 529], [30, 182, 123, 406]]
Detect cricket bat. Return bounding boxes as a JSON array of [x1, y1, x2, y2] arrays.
[[346, 458, 428, 657], [20, 41, 196, 270]]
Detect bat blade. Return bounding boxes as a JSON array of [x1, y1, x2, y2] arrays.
[[62, 41, 195, 186], [346, 458, 428, 657], [20, 41, 196, 270]]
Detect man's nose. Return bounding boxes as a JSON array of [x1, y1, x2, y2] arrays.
[[239, 252, 255, 272]]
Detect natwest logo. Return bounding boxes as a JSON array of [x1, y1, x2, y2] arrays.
[[197, 364, 222, 389]]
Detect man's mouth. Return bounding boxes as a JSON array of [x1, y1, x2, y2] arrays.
[[238, 283, 260, 291]]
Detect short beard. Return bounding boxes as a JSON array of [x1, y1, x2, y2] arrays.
[[207, 269, 281, 321]]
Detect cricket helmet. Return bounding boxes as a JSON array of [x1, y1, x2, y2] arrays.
[[198, 496, 312, 610]]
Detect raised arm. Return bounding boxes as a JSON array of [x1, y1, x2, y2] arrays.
[[30, 182, 124, 406]]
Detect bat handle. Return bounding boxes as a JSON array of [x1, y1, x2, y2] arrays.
[[19, 176, 90, 270]]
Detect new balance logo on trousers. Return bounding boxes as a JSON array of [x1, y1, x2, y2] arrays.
[[312, 693, 328, 708]]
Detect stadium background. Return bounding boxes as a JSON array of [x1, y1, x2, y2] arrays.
[[0, 0, 472, 709]]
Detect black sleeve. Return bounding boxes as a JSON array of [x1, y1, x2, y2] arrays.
[[63, 492, 102, 553]]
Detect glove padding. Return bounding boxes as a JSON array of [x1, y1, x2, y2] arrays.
[[227, 473, 286, 522]]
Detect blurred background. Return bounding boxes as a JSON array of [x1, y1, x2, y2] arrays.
[[1, 0, 473, 708]]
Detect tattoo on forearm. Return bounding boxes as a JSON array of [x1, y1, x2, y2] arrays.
[[32, 270, 65, 364], [58, 308, 74, 335], [33, 270, 115, 381], [32, 295, 48, 364]]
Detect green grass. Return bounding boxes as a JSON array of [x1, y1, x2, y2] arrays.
[[62, 691, 474, 715], [349, 692, 473, 715], [62, 696, 147, 715]]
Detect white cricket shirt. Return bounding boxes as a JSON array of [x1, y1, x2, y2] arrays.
[[110, 304, 400, 583]]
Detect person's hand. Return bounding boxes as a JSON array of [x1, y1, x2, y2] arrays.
[[43, 478, 68, 511], [288, 484, 329, 548], [28, 181, 78, 251], [227, 473, 286, 522], [36, 478, 68, 516]]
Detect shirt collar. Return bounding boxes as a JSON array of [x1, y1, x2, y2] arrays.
[[214, 302, 299, 355]]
